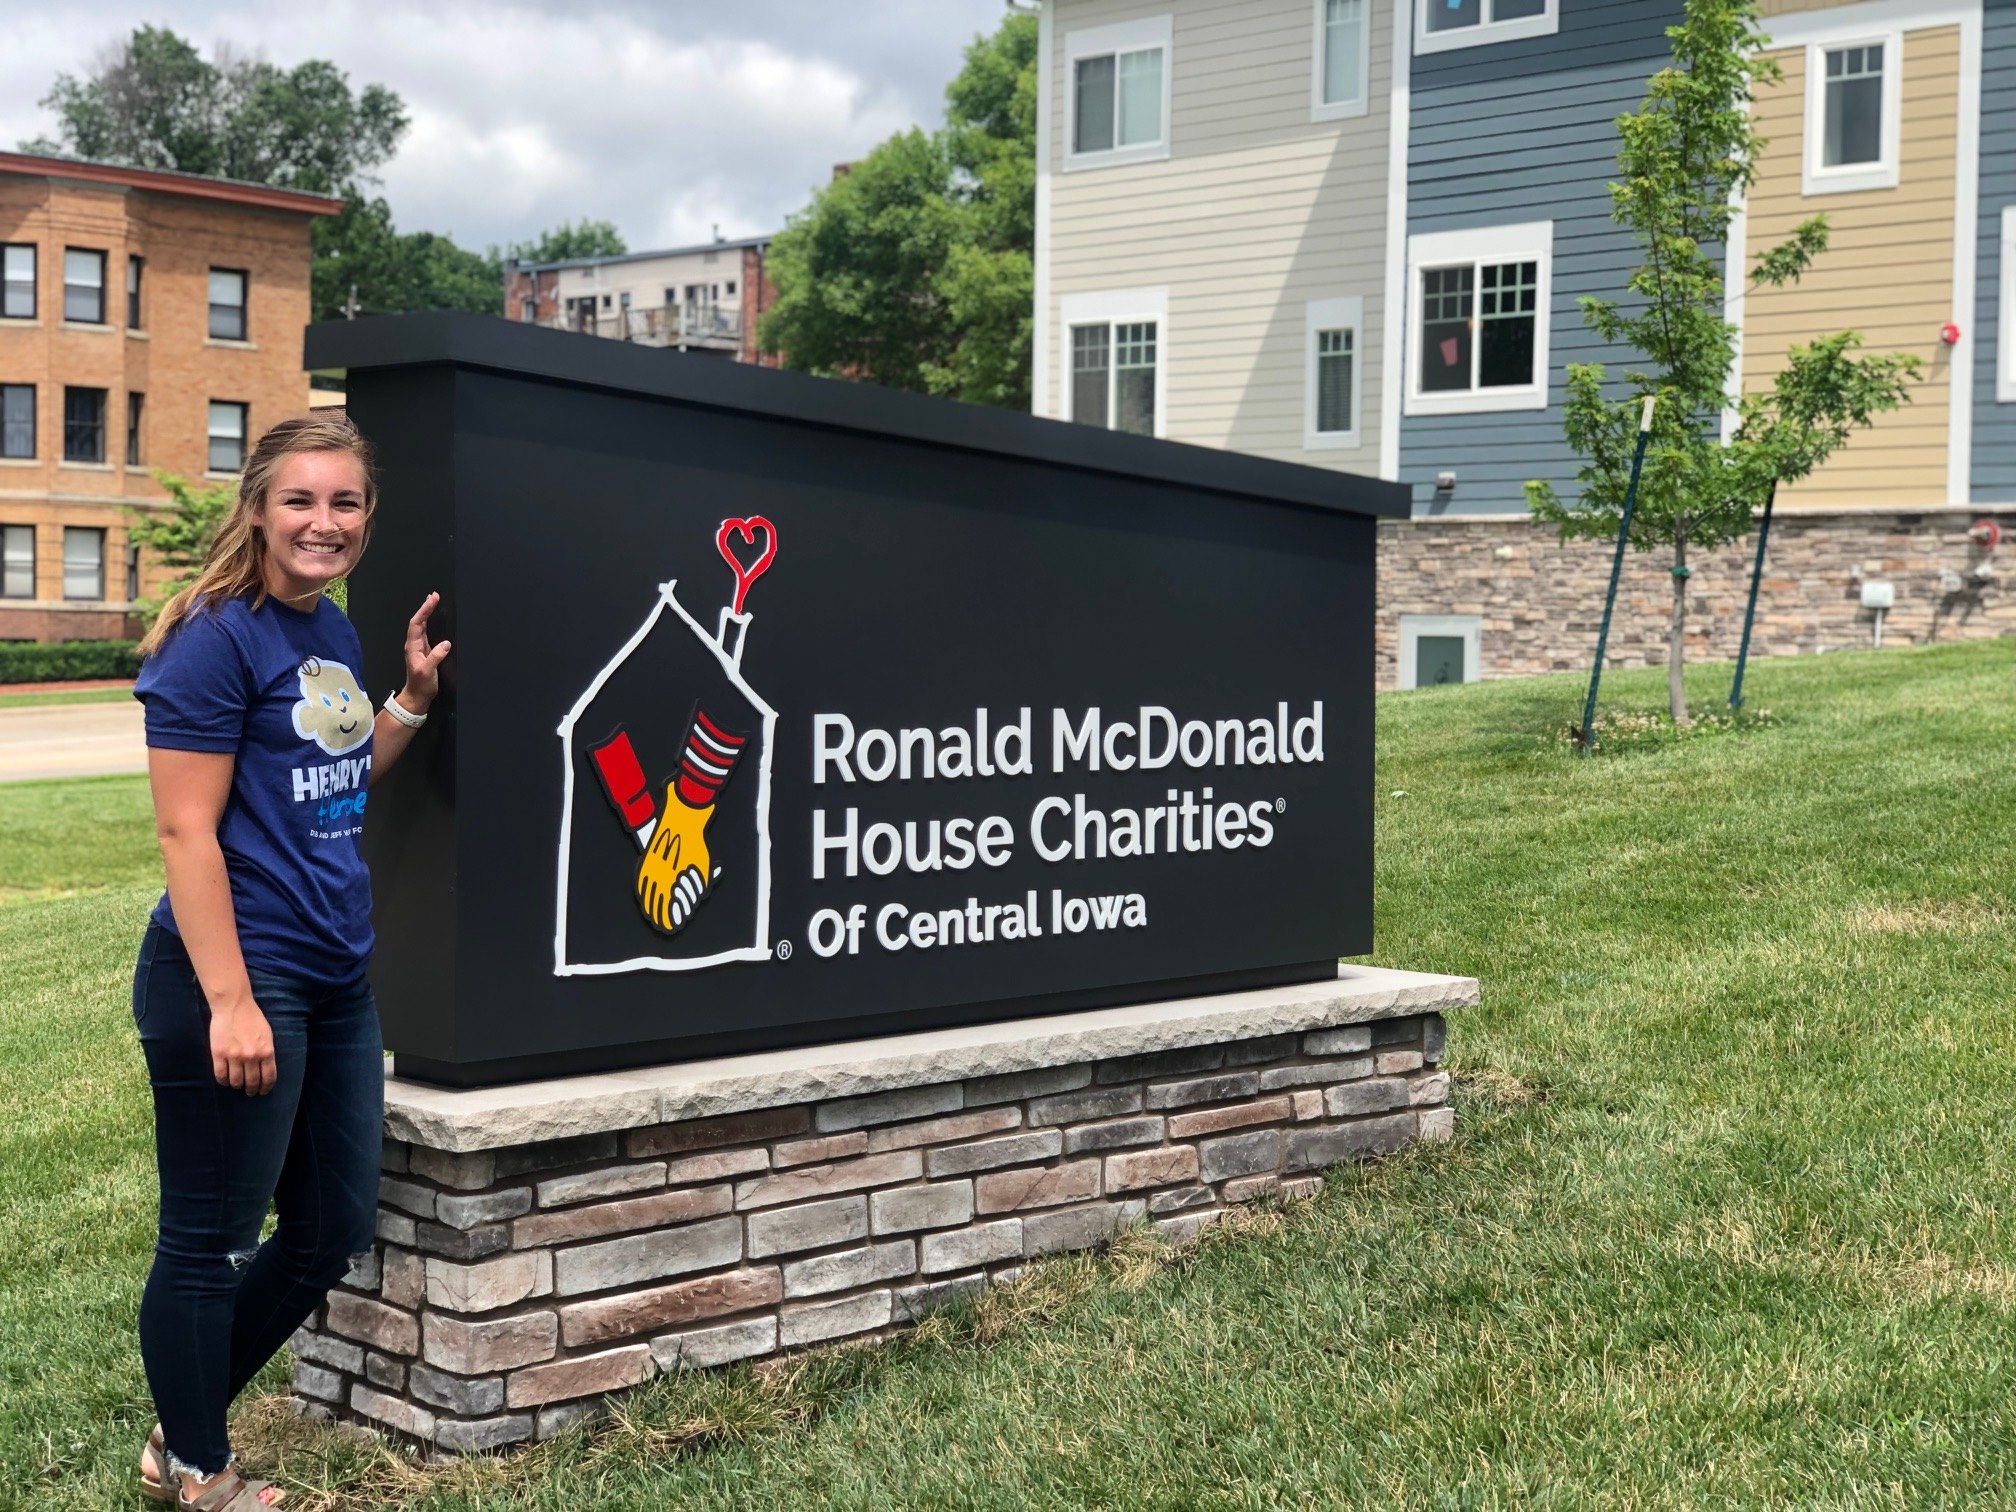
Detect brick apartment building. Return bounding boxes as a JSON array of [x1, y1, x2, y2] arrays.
[[504, 234, 781, 366], [0, 150, 340, 642]]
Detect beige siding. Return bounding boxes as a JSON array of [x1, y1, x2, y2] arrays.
[[1758, 0, 1846, 19], [1742, 25, 1959, 507], [1044, 0, 1390, 473]]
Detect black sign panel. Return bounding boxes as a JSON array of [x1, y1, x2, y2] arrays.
[[309, 314, 1406, 1086]]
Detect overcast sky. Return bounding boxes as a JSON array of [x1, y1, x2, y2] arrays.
[[1, 0, 1013, 254]]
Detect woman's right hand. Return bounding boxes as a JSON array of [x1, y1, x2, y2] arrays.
[[210, 1001, 277, 1095]]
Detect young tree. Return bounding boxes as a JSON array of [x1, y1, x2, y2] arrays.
[[761, 11, 1036, 408], [125, 470, 235, 623], [1526, 0, 1919, 724]]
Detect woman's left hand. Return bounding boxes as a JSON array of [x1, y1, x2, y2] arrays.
[[398, 591, 453, 711]]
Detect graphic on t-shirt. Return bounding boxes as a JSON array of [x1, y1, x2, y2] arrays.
[[291, 657, 373, 757], [553, 517, 779, 976]]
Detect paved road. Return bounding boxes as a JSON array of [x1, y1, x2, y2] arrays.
[[0, 700, 147, 782]]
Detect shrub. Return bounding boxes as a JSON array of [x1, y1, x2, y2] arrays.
[[0, 639, 144, 684]]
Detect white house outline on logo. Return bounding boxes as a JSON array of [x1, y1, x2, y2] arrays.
[[552, 579, 777, 976]]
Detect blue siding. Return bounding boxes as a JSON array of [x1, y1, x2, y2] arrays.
[[1975, 0, 2016, 500], [1401, 0, 1683, 516]]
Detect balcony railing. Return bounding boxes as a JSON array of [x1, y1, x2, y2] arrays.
[[540, 302, 743, 349]]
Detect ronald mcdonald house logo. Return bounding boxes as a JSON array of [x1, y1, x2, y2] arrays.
[[551, 511, 1329, 981]]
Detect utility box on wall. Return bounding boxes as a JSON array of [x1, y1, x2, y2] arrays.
[[306, 313, 1407, 1087]]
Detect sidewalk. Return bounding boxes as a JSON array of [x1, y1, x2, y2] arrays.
[[0, 700, 146, 781]]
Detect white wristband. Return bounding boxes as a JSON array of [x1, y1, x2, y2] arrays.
[[383, 692, 427, 729]]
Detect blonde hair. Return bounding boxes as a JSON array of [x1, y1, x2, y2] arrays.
[[139, 416, 378, 656]]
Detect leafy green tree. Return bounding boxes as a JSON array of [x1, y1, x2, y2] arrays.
[[506, 220, 628, 266], [24, 27, 406, 190], [1527, 0, 1919, 724], [317, 196, 502, 318], [761, 129, 962, 393], [25, 26, 499, 320], [125, 470, 235, 624], [762, 11, 1036, 408]]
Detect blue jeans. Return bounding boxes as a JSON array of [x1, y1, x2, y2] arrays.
[[132, 922, 383, 1477]]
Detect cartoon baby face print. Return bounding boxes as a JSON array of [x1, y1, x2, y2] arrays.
[[292, 657, 373, 756]]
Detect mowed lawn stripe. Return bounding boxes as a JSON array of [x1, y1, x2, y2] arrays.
[[1, 641, 2012, 1506]]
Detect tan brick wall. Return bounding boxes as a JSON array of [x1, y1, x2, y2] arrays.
[[1376, 507, 2015, 690], [298, 1011, 1454, 1454], [0, 170, 322, 640]]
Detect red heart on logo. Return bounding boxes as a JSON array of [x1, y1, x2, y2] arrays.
[[715, 516, 777, 616]]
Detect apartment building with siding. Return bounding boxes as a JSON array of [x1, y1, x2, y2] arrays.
[[503, 235, 781, 367], [0, 151, 339, 643], [1035, 0, 2015, 688], [1035, 0, 1395, 473]]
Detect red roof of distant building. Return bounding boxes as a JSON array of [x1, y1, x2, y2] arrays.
[[0, 150, 343, 217]]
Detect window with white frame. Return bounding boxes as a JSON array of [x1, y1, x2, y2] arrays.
[[63, 526, 104, 601], [1406, 222, 1551, 415], [208, 268, 248, 340], [208, 401, 248, 473], [1416, 0, 1556, 54], [1314, 0, 1369, 121], [1399, 614, 1481, 689], [1803, 35, 1900, 194], [1305, 296, 1364, 449], [63, 248, 106, 324], [0, 524, 32, 599], [1066, 17, 1172, 169], [1, 385, 32, 459], [1061, 290, 1166, 437], [1, 245, 32, 320]]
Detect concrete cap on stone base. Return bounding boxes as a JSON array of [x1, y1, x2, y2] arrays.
[[384, 965, 1477, 1154]]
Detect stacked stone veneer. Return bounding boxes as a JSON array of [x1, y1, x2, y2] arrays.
[[1377, 505, 2014, 689], [290, 1000, 1457, 1456]]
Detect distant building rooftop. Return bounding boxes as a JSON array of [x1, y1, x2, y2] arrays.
[[509, 234, 774, 276], [0, 149, 343, 217]]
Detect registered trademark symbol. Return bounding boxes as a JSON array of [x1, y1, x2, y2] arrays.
[[775, 940, 793, 960], [1275, 798, 1287, 813]]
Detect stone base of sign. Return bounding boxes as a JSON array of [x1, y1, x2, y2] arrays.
[[290, 966, 1475, 1456]]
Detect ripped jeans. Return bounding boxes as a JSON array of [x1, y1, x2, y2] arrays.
[[132, 922, 383, 1477]]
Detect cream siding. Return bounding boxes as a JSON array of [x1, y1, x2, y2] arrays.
[[1742, 24, 1961, 505], [1043, 0, 1391, 472]]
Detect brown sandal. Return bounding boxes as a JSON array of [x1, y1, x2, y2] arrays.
[[140, 1424, 171, 1503], [175, 1466, 286, 1509]]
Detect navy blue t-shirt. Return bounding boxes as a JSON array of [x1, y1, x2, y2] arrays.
[[136, 594, 375, 982]]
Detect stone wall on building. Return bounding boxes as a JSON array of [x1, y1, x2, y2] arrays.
[[293, 1008, 1455, 1456], [1377, 505, 2015, 690]]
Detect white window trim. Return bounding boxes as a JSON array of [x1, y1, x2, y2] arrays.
[[1802, 32, 1902, 196], [1398, 614, 1481, 690], [1414, 0, 1558, 56], [1063, 15, 1173, 172], [2000, 205, 2016, 404], [1404, 220, 1552, 417], [1305, 296, 1365, 450], [1060, 287, 1168, 439], [1312, 0, 1372, 123]]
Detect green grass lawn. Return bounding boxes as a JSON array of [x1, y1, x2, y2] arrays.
[[0, 686, 136, 709], [4, 642, 2014, 1509]]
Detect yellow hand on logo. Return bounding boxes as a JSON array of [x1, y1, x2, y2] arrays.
[[634, 784, 718, 936]]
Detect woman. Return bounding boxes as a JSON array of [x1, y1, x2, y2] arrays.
[[130, 415, 448, 1510]]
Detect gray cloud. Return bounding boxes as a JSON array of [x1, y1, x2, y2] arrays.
[[0, 0, 1011, 252]]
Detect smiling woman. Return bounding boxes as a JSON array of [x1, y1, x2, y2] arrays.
[[124, 416, 450, 1510]]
